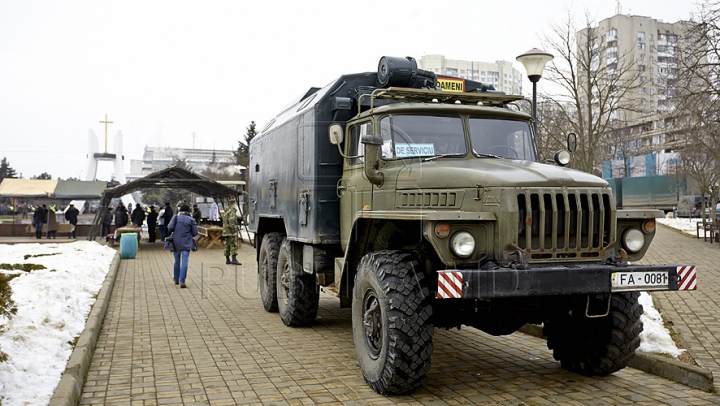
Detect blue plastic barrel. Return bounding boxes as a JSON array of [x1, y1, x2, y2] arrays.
[[120, 233, 138, 259]]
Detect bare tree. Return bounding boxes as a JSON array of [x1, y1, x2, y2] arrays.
[[540, 11, 641, 174], [670, 0, 720, 220]]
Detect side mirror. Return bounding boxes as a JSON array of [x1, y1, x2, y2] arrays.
[[329, 124, 343, 145], [361, 134, 384, 186], [360, 134, 383, 146], [554, 150, 571, 166], [567, 132, 577, 153]]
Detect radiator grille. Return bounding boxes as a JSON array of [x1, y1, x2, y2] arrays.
[[517, 190, 614, 260], [397, 191, 462, 208]]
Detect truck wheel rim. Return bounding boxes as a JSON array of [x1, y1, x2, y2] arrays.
[[280, 261, 291, 302], [260, 256, 269, 290], [362, 290, 383, 359]]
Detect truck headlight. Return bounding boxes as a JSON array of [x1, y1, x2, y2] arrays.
[[450, 231, 475, 258], [622, 228, 644, 253]]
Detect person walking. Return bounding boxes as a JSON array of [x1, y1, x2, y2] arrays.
[[33, 204, 45, 239], [115, 202, 129, 228], [102, 207, 114, 241], [47, 206, 58, 239], [147, 205, 158, 243], [64, 203, 79, 238], [221, 198, 242, 265], [167, 204, 198, 288]]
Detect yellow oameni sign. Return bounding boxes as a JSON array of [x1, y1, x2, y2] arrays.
[[438, 77, 465, 93]]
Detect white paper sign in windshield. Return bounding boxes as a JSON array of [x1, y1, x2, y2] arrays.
[[395, 143, 435, 158]]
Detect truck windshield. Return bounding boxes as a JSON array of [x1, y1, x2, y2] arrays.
[[379, 115, 466, 159], [468, 118, 536, 160]]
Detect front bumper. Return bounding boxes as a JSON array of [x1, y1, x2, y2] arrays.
[[436, 264, 697, 299]]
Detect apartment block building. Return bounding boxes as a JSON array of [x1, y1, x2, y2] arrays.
[[419, 55, 523, 95], [578, 14, 694, 178]]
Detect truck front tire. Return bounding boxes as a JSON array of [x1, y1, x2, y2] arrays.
[[258, 232, 283, 312], [544, 292, 644, 376], [352, 250, 433, 394], [276, 240, 319, 326]]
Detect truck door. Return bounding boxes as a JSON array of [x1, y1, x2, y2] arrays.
[[339, 121, 374, 250]]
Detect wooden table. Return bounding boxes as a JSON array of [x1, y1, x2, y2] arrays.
[[112, 226, 142, 248], [197, 225, 224, 249]]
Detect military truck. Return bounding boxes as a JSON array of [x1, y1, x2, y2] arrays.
[[248, 56, 697, 394]]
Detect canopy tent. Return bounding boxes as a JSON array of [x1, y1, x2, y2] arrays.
[[87, 166, 243, 240], [0, 179, 107, 199]]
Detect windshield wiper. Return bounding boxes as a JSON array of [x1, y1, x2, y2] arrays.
[[422, 153, 466, 162], [474, 152, 504, 159]]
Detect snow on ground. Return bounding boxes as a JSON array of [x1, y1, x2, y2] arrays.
[[638, 292, 684, 357], [0, 237, 687, 405], [657, 216, 705, 236], [0, 241, 115, 406]]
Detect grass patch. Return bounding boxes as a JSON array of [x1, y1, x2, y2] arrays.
[[0, 273, 16, 319], [23, 253, 60, 260], [0, 263, 46, 272]]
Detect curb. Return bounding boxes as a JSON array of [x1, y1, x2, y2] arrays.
[[48, 249, 122, 406], [519, 324, 715, 392]]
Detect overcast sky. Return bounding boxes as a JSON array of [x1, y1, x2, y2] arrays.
[[0, 0, 699, 181]]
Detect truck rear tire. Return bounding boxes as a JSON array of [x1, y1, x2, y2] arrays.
[[276, 240, 319, 326], [352, 250, 433, 394], [258, 232, 283, 312], [544, 292, 644, 376]]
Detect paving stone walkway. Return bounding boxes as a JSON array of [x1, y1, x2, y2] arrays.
[[641, 224, 720, 392], [77, 230, 720, 405]]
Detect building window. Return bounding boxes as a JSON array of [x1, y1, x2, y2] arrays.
[[639, 87, 645, 94], [649, 88, 655, 95], [650, 100, 655, 106], [638, 65, 646, 71], [638, 43, 646, 50], [608, 28, 618, 40], [638, 54, 645, 61], [638, 31, 645, 40], [640, 76, 645, 83], [650, 34, 654, 41], [649, 67, 654, 73]]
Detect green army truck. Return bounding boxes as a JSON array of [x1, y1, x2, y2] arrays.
[[247, 56, 697, 394]]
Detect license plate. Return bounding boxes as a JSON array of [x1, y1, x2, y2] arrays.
[[611, 271, 669, 291]]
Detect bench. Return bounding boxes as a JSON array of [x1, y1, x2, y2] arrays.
[[697, 220, 720, 243]]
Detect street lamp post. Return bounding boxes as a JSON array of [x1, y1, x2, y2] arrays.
[[516, 48, 554, 135]]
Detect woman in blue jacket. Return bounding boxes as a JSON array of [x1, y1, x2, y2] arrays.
[[167, 204, 198, 288]]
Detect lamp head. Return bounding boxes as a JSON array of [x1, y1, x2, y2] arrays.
[[517, 48, 554, 83]]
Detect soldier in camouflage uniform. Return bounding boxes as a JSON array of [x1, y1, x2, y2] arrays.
[[222, 198, 241, 265]]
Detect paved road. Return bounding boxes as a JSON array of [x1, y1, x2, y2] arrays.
[[78, 228, 720, 405]]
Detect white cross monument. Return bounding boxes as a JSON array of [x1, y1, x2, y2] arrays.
[[71, 115, 136, 213]]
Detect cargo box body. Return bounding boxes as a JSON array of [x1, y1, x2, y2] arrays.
[[248, 73, 376, 244]]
